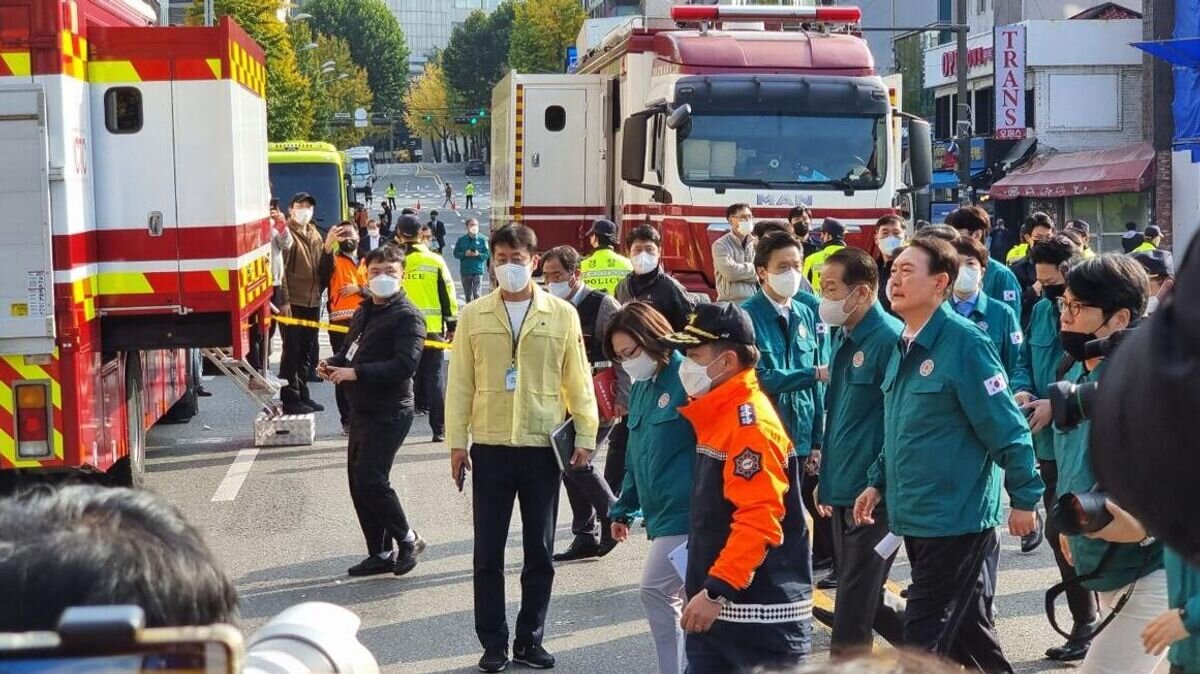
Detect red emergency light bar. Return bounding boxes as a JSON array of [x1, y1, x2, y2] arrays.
[[671, 5, 863, 24]]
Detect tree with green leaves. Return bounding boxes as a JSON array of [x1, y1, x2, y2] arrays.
[[301, 0, 410, 113], [304, 33, 375, 148], [443, 3, 514, 113], [509, 0, 584, 74], [188, 0, 314, 141]]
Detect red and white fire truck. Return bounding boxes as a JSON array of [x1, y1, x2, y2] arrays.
[[491, 4, 932, 294], [0, 0, 271, 485]]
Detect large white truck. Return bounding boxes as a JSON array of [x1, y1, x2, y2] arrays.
[[345, 145, 375, 197], [491, 4, 932, 295]]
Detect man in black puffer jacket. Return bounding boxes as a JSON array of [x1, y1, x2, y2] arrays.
[[320, 244, 427, 579]]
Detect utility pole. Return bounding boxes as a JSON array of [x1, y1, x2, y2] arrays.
[[955, 0, 972, 203]]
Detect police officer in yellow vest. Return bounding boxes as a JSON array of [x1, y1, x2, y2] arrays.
[[580, 219, 633, 295], [395, 214, 458, 442], [802, 218, 847, 289], [1133, 225, 1164, 253]]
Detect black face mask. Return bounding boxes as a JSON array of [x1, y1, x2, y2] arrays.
[[1043, 284, 1066, 302], [1060, 330, 1096, 362], [339, 240, 357, 254]]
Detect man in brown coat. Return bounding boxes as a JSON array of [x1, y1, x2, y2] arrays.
[[278, 192, 327, 414]]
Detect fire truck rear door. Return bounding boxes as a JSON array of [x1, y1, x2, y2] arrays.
[[0, 86, 56, 353], [522, 86, 593, 248]]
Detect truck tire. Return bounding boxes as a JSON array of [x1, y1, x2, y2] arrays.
[[164, 349, 199, 423], [109, 356, 146, 489]]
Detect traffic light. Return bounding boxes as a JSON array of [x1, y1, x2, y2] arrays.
[[423, 114, 432, 122], [470, 117, 478, 125], [478, 108, 487, 118]]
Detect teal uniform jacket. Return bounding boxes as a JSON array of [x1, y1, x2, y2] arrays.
[[796, 290, 832, 427], [868, 303, 1043, 537], [452, 233, 490, 276], [742, 291, 823, 456], [947, 291, 1032, 393], [609, 352, 695, 539], [819, 303, 903, 507], [1020, 297, 1063, 461], [1166, 547, 1200, 673], [1053, 359, 1163, 591], [983, 257, 1023, 320]]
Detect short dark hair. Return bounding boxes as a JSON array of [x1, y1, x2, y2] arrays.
[[753, 231, 804, 270], [1060, 229, 1084, 248], [365, 243, 405, 267], [710, 339, 760, 368], [1125, 221, 1139, 231], [752, 219, 791, 239], [1029, 234, 1081, 268], [269, 198, 279, 209], [401, 207, 416, 215], [876, 214, 906, 230], [1023, 212, 1055, 236], [903, 236, 960, 289], [626, 224, 661, 248], [430, 210, 439, 217], [951, 235, 989, 268], [945, 206, 990, 234], [787, 205, 810, 220], [490, 224, 538, 254], [0, 485, 238, 631], [543, 245, 581, 274], [726, 202, 751, 219], [913, 224, 959, 243], [603, 302, 675, 366], [825, 247, 880, 293], [1066, 254, 1148, 319]]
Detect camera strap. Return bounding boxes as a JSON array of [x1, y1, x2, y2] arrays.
[[1055, 353, 1078, 381], [1044, 543, 1155, 641]]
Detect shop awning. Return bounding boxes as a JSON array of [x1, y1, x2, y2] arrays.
[[1135, 38, 1200, 153], [1133, 38, 1200, 67], [931, 169, 985, 190], [989, 141, 1154, 200]]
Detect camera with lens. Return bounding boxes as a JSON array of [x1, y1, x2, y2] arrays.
[[1047, 329, 1134, 430], [1051, 489, 1114, 537]]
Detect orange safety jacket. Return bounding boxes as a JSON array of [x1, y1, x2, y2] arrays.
[[328, 254, 367, 323], [679, 368, 813, 651]]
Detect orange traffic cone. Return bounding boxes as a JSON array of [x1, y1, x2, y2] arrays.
[[452, 199, 457, 210], [415, 198, 421, 212]]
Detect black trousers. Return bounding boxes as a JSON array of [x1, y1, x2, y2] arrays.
[[904, 530, 1012, 674], [685, 631, 804, 674], [347, 411, 415, 556], [328, 323, 352, 425], [471, 444, 560, 651], [465, 195, 474, 209], [1040, 459, 1099, 625], [562, 425, 617, 544], [601, 419, 628, 495], [804, 472, 835, 565], [279, 305, 320, 404], [416, 346, 445, 435], [828, 505, 905, 655]]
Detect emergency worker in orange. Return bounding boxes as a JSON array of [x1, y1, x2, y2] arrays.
[[319, 221, 367, 432], [661, 302, 813, 672]]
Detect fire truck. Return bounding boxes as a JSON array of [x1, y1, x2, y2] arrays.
[[490, 4, 933, 294], [0, 0, 272, 486]]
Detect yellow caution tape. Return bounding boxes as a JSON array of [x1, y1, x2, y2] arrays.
[[271, 315, 452, 350]]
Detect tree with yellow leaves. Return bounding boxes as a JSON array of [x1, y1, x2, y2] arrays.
[[509, 0, 585, 74], [403, 62, 461, 163]]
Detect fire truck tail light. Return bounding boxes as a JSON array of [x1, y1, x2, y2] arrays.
[[670, 5, 862, 24], [15, 382, 51, 458]]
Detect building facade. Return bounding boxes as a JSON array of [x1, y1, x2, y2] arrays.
[[383, 0, 502, 76]]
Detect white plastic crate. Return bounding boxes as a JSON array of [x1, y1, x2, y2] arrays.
[[254, 412, 315, 447]]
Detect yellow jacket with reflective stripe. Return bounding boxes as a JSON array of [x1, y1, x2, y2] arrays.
[[445, 285, 600, 450], [581, 248, 633, 295], [1006, 242, 1029, 264], [1132, 241, 1157, 253], [402, 243, 458, 335], [803, 243, 845, 289]]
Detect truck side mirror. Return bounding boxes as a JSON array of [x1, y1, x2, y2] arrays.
[[907, 117, 933, 191], [622, 113, 648, 184], [665, 103, 691, 130]]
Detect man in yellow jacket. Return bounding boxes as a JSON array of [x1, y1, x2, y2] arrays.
[[446, 224, 599, 673]]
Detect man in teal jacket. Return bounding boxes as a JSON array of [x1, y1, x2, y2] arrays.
[[855, 236, 1041, 672], [815, 247, 905, 654], [947, 206, 1023, 319], [949, 236, 1031, 392], [1153, 548, 1200, 673], [452, 218, 489, 302]]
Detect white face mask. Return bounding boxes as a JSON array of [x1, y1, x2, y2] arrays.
[[1146, 295, 1160, 315], [632, 252, 659, 275], [367, 229, 379, 237], [819, 288, 861, 327], [879, 236, 904, 257], [679, 354, 722, 398], [547, 280, 574, 299], [954, 265, 982, 295], [621, 351, 658, 382], [497, 262, 532, 293], [292, 208, 313, 226], [767, 269, 803, 299], [368, 274, 400, 298]]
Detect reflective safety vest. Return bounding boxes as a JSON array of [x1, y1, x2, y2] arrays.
[[402, 243, 459, 335], [580, 248, 633, 295], [465, 183, 476, 196], [1132, 241, 1157, 253], [1006, 242, 1029, 264], [329, 254, 367, 323], [385, 185, 396, 198], [802, 243, 845, 289]]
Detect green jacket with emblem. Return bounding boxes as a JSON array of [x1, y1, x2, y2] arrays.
[[1166, 547, 1200, 673], [983, 257, 1023, 320], [868, 303, 1043, 537], [1053, 359, 1163, 591], [609, 352, 695, 539], [947, 291, 1032, 393], [820, 303, 903, 506], [742, 290, 823, 456], [1019, 297, 1063, 461]]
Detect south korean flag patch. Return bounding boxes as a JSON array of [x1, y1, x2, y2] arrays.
[[1010, 330, 1024, 345], [983, 372, 1008, 397], [733, 447, 762, 480], [737, 403, 757, 427], [1003, 290, 1018, 302]]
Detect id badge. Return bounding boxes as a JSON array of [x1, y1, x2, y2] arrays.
[[346, 338, 360, 361], [505, 366, 518, 391]]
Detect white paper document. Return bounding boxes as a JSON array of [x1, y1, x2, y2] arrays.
[[667, 540, 688, 580], [874, 532, 903, 559]]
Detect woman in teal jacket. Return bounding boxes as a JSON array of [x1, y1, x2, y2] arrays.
[[605, 302, 695, 674]]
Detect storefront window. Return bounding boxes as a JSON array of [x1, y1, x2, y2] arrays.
[[1068, 192, 1150, 253]]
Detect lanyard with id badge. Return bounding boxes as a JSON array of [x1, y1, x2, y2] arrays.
[[504, 303, 526, 392]]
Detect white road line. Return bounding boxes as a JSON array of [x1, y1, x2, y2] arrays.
[[211, 448, 260, 502]]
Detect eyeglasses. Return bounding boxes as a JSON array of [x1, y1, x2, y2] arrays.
[[614, 344, 643, 362], [734, 213, 754, 221], [1056, 297, 1099, 319]]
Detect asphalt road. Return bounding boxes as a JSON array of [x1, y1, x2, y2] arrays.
[[143, 163, 1079, 673]]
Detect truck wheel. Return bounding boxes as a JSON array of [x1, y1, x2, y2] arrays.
[[164, 349, 199, 423], [109, 357, 146, 489]]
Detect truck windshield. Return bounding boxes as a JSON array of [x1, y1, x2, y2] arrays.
[[268, 162, 344, 234], [676, 113, 887, 190], [351, 158, 371, 178]]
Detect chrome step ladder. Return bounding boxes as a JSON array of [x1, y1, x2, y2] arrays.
[[200, 348, 315, 447]]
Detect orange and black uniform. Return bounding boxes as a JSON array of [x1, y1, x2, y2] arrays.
[[679, 368, 813, 669], [320, 248, 367, 424]]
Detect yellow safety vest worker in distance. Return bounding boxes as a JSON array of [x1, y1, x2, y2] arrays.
[[580, 247, 633, 295]]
